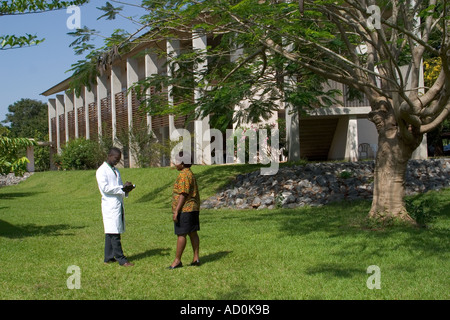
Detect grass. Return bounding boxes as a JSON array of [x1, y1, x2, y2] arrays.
[[0, 164, 449, 300]]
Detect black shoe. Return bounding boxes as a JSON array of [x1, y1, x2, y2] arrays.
[[190, 260, 201, 266], [104, 259, 117, 264], [167, 262, 183, 270]]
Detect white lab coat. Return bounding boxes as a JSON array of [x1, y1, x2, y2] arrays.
[[96, 162, 126, 234]]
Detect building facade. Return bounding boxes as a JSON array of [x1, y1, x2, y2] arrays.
[[41, 31, 427, 169]]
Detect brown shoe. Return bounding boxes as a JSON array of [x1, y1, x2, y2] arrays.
[[121, 262, 134, 267]]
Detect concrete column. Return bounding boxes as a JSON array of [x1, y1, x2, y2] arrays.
[[230, 35, 244, 163], [285, 106, 300, 162], [412, 134, 428, 159], [97, 75, 108, 139], [193, 29, 211, 165], [127, 56, 139, 168], [48, 99, 56, 144], [64, 91, 74, 142], [230, 35, 244, 63], [26, 145, 35, 172], [48, 99, 57, 170], [345, 115, 359, 161], [84, 87, 95, 139], [111, 65, 122, 143], [74, 92, 83, 138], [167, 39, 180, 136], [55, 94, 65, 153], [283, 40, 300, 162], [280, 38, 301, 162], [145, 50, 159, 135], [328, 117, 348, 160]]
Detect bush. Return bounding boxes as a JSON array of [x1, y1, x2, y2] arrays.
[[54, 138, 105, 170], [0, 135, 36, 176], [405, 197, 438, 227]]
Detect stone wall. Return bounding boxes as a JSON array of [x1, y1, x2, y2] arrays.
[[201, 159, 450, 210], [0, 173, 33, 188]]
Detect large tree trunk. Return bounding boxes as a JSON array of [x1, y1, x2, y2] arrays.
[[369, 135, 415, 223], [368, 102, 422, 224]]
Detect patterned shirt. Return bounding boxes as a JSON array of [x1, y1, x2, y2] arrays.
[[172, 168, 200, 212]]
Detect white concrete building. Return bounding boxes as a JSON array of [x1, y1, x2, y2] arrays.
[[41, 31, 427, 169]]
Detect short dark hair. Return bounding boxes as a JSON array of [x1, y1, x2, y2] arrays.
[[108, 147, 122, 156]]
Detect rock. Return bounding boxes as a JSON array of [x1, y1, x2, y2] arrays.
[[0, 173, 33, 187], [252, 197, 262, 208], [200, 159, 450, 210]]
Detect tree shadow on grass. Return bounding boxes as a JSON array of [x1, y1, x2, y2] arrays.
[[200, 250, 232, 265], [215, 283, 251, 300], [305, 263, 363, 278], [0, 219, 84, 239], [0, 191, 45, 200], [272, 198, 450, 261]]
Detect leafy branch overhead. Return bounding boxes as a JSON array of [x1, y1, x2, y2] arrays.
[[97, 1, 123, 20], [0, 0, 90, 50], [0, 34, 44, 50]]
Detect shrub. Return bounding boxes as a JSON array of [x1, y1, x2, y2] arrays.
[[54, 138, 105, 170], [0, 135, 36, 176], [405, 197, 438, 227]]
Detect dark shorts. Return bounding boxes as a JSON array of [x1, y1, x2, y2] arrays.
[[174, 211, 200, 235]]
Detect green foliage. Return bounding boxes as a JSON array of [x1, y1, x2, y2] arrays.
[[53, 138, 105, 170], [67, 53, 100, 96], [67, 26, 99, 56], [116, 123, 162, 168], [0, 34, 44, 50], [2, 98, 48, 138], [339, 170, 353, 179], [0, 136, 36, 176], [2, 98, 50, 171], [0, 0, 89, 14], [96, 1, 123, 20], [405, 196, 439, 227]]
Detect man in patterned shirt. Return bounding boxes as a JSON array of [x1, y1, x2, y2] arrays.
[[168, 151, 201, 269]]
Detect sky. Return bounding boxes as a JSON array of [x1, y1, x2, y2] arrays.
[[0, 0, 143, 125]]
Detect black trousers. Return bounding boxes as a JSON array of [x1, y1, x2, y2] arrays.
[[104, 234, 128, 265]]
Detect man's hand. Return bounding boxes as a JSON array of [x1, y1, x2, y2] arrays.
[[172, 211, 179, 223]]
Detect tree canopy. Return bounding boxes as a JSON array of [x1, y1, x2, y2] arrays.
[[2, 98, 48, 139]]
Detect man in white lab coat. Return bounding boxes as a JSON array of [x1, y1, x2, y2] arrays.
[[96, 147, 135, 267]]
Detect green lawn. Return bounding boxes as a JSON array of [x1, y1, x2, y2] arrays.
[[0, 164, 449, 300]]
